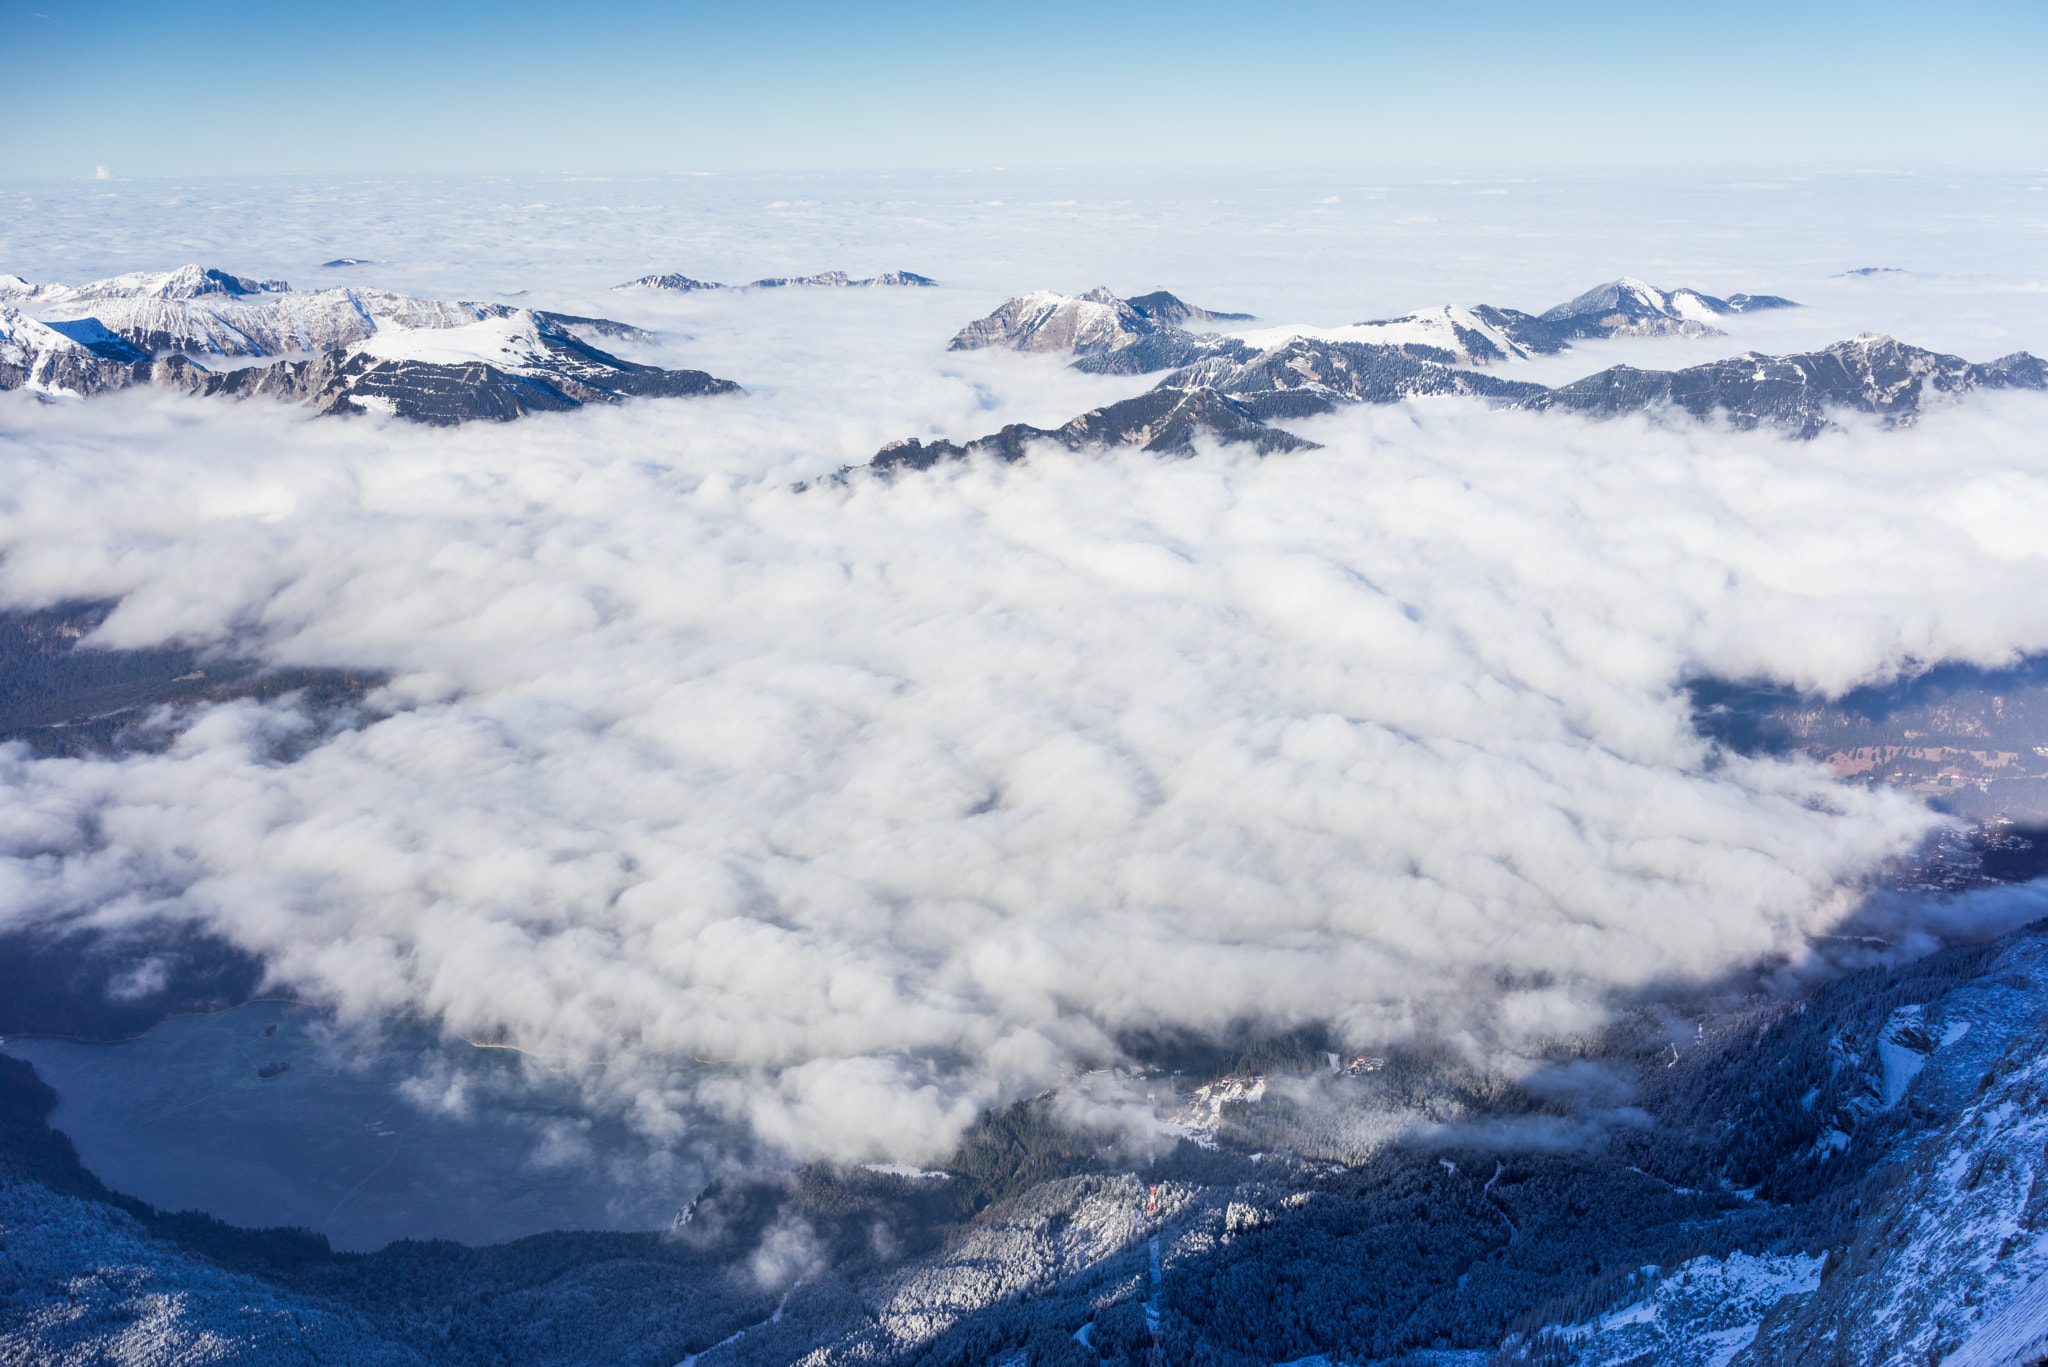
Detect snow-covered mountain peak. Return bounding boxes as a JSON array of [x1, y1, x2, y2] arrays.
[[948, 287, 1249, 358], [947, 288, 1152, 355], [8, 264, 293, 306], [1539, 278, 1799, 338]]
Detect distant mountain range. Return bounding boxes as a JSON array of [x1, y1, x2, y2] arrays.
[[615, 269, 936, 291], [0, 265, 737, 423], [4, 265, 2042, 441], [0, 265, 646, 359], [871, 332, 2044, 468], [954, 277, 1802, 378]]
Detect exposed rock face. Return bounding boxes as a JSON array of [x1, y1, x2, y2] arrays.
[[1524, 333, 2048, 437], [613, 269, 936, 291], [1536, 277, 1798, 340], [871, 386, 1314, 471], [1158, 336, 1549, 419]]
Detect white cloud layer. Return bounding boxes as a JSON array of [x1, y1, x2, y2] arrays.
[[2, 173, 2047, 1165]]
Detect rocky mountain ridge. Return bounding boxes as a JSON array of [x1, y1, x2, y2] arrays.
[[2, 305, 739, 424], [2, 264, 646, 359], [957, 279, 1802, 381], [871, 386, 1313, 471], [872, 333, 2046, 470], [1526, 333, 2048, 437]]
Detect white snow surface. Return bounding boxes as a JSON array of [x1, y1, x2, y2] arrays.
[[347, 311, 554, 368]]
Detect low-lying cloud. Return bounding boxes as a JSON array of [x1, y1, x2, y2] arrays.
[[5, 170, 2048, 1173]]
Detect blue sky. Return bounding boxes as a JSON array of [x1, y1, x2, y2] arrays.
[[3, 0, 2044, 177]]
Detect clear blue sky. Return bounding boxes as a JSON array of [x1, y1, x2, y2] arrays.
[[4, 0, 2044, 177]]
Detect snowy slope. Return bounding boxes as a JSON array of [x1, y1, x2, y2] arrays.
[[1731, 934, 2048, 1367]]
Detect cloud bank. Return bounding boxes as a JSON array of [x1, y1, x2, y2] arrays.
[[6, 377, 2048, 1163], [3, 172, 2047, 1168]]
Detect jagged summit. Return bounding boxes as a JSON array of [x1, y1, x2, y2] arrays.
[[1526, 333, 2047, 437], [1538, 277, 1799, 339], [614, 269, 936, 291]]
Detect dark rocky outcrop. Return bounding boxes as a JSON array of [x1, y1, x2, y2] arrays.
[[1125, 290, 1254, 325], [870, 386, 1315, 471], [1070, 331, 1256, 376]]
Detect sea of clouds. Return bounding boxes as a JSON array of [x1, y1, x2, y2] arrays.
[[2, 168, 2046, 1171]]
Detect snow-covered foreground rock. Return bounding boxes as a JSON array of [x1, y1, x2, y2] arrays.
[[1500, 1254, 1826, 1367]]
